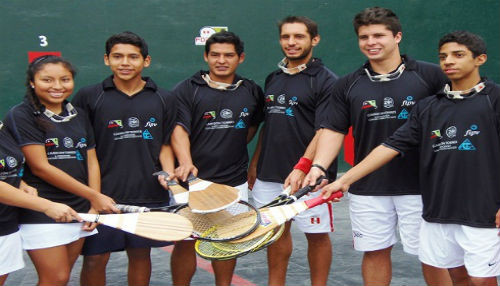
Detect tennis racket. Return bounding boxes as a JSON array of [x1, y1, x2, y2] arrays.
[[195, 224, 284, 260], [115, 200, 261, 242], [185, 174, 241, 213], [231, 190, 343, 243], [153, 171, 241, 213], [78, 212, 193, 241]]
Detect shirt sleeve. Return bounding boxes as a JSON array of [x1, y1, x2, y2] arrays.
[[83, 111, 96, 149], [173, 80, 193, 134], [249, 82, 265, 127], [383, 102, 422, 156], [320, 76, 351, 134], [315, 70, 338, 130], [4, 105, 46, 146], [161, 90, 178, 144]]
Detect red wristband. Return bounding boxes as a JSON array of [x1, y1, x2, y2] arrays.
[[293, 157, 312, 174]]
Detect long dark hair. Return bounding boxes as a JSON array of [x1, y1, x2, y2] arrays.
[[25, 55, 76, 130]]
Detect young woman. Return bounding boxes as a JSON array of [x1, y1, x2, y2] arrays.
[[0, 120, 80, 286], [3, 55, 118, 286]]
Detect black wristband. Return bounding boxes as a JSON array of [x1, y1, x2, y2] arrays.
[[311, 164, 327, 174]]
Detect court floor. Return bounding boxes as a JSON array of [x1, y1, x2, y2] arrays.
[[8, 196, 428, 286]]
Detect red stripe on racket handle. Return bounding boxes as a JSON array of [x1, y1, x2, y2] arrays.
[[304, 191, 344, 209], [115, 204, 150, 213]]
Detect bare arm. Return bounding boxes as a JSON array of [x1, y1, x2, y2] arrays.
[[157, 144, 176, 189], [246, 125, 259, 144], [302, 128, 345, 187], [0, 181, 80, 222], [284, 129, 322, 193], [320, 145, 399, 198], [247, 125, 264, 190], [21, 145, 117, 213], [171, 125, 197, 181]]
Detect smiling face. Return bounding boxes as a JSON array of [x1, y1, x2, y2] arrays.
[[104, 43, 150, 82], [204, 42, 244, 83], [279, 22, 319, 66], [357, 24, 401, 63], [439, 42, 486, 83], [31, 62, 74, 112]]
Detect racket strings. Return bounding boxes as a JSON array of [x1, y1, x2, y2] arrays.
[[176, 201, 260, 241]]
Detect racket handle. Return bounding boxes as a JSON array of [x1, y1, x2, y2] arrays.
[[292, 175, 327, 200], [304, 191, 343, 209], [115, 204, 150, 213]]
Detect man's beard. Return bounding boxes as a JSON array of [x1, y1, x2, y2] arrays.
[[282, 45, 312, 61]]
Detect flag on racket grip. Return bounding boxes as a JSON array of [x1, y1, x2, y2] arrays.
[[232, 191, 343, 243]]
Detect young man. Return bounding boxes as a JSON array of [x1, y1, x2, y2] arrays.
[[321, 30, 500, 286], [304, 7, 452, 286], [248, 16, 338, 286], [168, 31, 264, 286], [72, 31, 177, 286]]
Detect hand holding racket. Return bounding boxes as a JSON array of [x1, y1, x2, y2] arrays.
[[320, 179, 350, 199], [78, 212, 193, 241]]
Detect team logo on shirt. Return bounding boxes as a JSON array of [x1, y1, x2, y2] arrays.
[[288, 96, 298, 106], [362, 100, 377, 109], [401, 96, 415, 107], [383, 97, 394, 108], [6, 157, 17, 168], [63, 137, 74, 148], [128, 117, 140, 128], [75, 150, 84, 161], [235, 119, 246, 129], [75, 138, 87, 149], [265, 95, 275, 102], [446, 126, 457, 138], [45, 138, 59, 147], [285, 107, 294, 117], [239, 107, 249, 118], [458, 139, 476, 151], [220, 109, 233, 119], [397, 108, 409, 119], [0, 159, 5, 170], [107, 120, 123, 128], [464, 124, 480, 137], [277, 94, 286, 104], [143, 129, 153, 140], [203, 111, 216, 120], [430, 130, 442, 139], [145, 117, 158, 128]]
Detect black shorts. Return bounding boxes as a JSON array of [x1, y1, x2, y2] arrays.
[[81, 202, 173, 255]]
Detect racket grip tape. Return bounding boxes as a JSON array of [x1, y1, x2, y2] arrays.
[[293, 175, 327, 199], [304, 191, 343, 208], [115, 204, 150, 213]]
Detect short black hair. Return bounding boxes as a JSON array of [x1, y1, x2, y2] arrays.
[[353, 7, 401, 36], [105, 31, 149, 58], [278, 16, 318, 38], [204, 31, 244, 56], [438, 30, 487, 58]]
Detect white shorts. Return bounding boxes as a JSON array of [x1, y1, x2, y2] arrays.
[[251, 179, 334, 233], [419, 221, 500, 277], [20, 223, 97, 250], [349, 193, 422, 254], [234, 182, 249, 202], [0, 231, 24, 275]]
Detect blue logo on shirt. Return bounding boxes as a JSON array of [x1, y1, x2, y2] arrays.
[[75, 150, 84, 161], [398, 109, 409, 119], [235, 119, 246, 129], [143, 129, 153, 140], [285, 107, 294, 117], [18, 167, 24, 177], [458, 139, 476, 151]]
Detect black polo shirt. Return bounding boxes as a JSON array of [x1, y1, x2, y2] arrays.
[[174, 71, 264, 186], [322, 55, 447, 195], [385, 80, 500, 227], [72, 76, 176, 204], [0, 123, 23, 235], [4, 101, 93, 223], [257, 58, 339, 182]]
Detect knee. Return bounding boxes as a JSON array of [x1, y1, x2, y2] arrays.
[[82, 254, 110, 270], [39, 270, 70, 286], [305, 233, 331, 246]]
